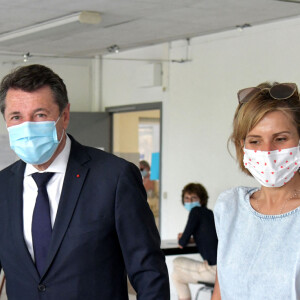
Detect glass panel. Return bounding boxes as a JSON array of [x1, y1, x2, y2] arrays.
[[113, 109, 161, 228]]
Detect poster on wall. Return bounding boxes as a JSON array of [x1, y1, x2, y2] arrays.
[[150, 152, 160, 180]]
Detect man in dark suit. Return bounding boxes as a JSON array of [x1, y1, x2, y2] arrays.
[[0, 64, 170, 299]]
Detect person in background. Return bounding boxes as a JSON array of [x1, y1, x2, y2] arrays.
[[139, 160, 155, 197], [172, 183, 218, 300], [0, 64, 170, 300], [212, 82, 300, 300]]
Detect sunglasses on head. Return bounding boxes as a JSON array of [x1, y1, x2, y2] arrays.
[[237, 83, 298, 104]]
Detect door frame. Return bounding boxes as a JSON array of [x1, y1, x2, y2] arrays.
[[106, 102, 163, 232]]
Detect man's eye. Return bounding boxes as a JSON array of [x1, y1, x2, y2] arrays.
[[11, 116, 20, 120], [36, 114, 46, 118]]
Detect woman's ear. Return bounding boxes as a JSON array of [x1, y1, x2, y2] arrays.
[[240, 140, 244, 148]]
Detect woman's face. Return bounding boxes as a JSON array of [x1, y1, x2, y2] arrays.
[[183, 192, 200, 204], [244, 110, 299, 151]]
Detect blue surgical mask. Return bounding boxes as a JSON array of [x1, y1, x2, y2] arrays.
[[7, 118, 63, 165], [184, 202, 201, 212], [141, 169, 148, 177]]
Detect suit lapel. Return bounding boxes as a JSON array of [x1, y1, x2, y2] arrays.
[[42, 138, 90, 278], [10, 161, 40, 281]]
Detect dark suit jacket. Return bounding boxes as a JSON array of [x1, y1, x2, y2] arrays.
[[0, 135, 170, 299]]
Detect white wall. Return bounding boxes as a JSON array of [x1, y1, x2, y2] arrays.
[[0, 59, 94, 116], [1, 16, 300, 239]]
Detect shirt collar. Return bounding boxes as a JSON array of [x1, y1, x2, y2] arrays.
[[25, 135, 71, 176]]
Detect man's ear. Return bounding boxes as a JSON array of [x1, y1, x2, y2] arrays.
[[62, 103, 70, 130]]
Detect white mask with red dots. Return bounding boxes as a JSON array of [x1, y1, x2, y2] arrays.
[[243, 143, 300, 187]]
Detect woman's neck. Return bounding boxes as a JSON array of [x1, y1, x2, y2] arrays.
[[252, 173, 300, 214]]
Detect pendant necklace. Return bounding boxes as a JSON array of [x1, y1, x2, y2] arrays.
[[255, 189, 300, 215]]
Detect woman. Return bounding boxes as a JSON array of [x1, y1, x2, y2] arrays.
[[172, 183, 218, 300], [139, 160, 155, 197], [212, 82, 300, 299]]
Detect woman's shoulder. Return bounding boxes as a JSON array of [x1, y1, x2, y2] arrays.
[[214, 186, 257, 214], [218, 186, 257, 201], [214, 186, 257, 236], [189, 205, 211, 216]]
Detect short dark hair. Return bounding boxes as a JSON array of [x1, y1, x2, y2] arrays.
[[139, 160, 150, 170], [0, 64, 69, 115], [181, 183, 209, 207]]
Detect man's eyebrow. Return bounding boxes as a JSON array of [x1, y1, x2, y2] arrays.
[[7, 111, 20, 116], [6, 108, 51, 117], [32, 108, 51, 114]]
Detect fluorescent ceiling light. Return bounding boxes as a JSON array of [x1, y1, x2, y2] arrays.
[[0, 11, 101, 43], [277, 0, 300, 2]]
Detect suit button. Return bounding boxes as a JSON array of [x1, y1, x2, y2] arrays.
[[38, 284, 46, 292]]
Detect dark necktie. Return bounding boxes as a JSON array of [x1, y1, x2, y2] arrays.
[[31, 172, 54, 276]]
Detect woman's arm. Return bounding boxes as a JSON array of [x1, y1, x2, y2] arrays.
[[212, 269, 221, 300], [178, 208, 199, 247]]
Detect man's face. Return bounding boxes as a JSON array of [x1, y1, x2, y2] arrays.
[[4, 85, 70, 139]]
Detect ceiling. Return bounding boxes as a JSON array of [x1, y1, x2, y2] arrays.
[[0, 0, 300, 60]]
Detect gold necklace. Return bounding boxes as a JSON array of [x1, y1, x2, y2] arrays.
[[254, 189, 300, 214]]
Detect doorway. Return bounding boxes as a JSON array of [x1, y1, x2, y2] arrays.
[[107, 103, 162, 229]]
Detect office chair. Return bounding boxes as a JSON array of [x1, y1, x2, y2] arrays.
[[0, 274, 5, 297], [195, 280, 214, 299]]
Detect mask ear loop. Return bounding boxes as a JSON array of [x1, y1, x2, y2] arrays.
[[55, 113, 65, 144]]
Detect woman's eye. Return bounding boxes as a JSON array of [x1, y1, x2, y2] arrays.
[[275, 137, 287, 142], [249, 140, 259, 144]]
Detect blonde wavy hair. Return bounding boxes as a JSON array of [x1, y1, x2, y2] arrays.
[[229, 82, 300, 176]]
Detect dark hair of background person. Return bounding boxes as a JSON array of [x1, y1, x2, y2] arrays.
[[181, 183, 209, 207], [140, 160, 150, 170], [229, 81, 300, 176], [0, 64, 69, 115]]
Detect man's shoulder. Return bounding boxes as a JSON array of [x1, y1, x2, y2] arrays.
[[0, 160, 23, 177], [79, 143, 128, 164], [70, 137, 135, 170]]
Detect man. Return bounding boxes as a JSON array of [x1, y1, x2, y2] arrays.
[[0, 64, 170, 299]]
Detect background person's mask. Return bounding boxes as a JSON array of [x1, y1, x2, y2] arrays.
[[184, 202, 201, 212]]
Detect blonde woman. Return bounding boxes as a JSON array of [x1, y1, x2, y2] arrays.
[[212, 82, 300, 299]]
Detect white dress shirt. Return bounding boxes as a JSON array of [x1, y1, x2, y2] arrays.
[[23, 135, 71, 261]]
